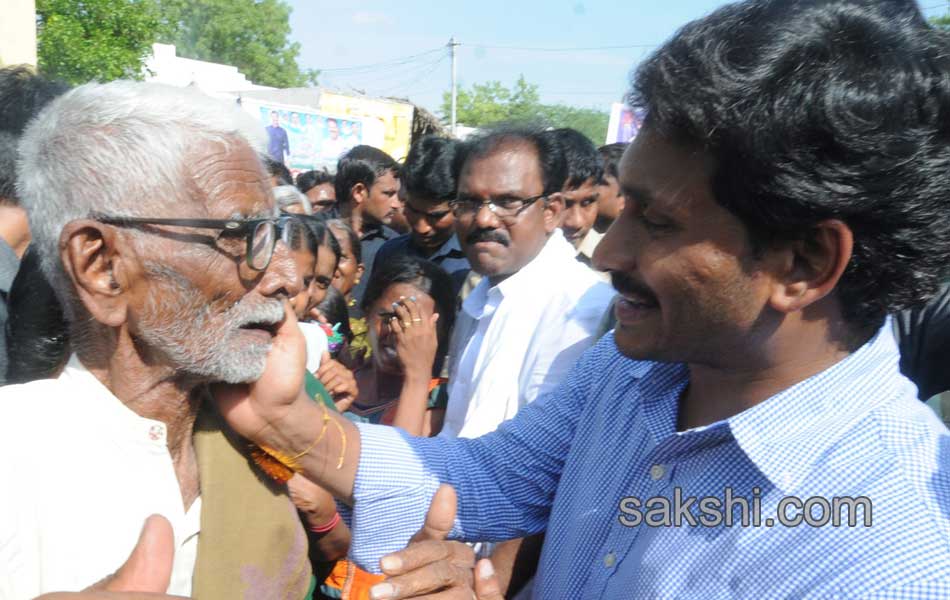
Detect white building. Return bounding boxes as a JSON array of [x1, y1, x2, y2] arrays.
[[143, 43, 273, 95], [0, 0, 38, 67]]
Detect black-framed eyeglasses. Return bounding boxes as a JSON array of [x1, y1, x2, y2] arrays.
[[93, 214, 306, 271], [449, 193, 547, 221]]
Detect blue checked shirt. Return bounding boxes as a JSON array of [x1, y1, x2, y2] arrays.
[[346, 323, 950, 598]]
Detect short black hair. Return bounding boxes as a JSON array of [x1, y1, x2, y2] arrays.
[[263, 155, 293, 186], [0, 133, 18, 203], [0, 67, 69, 204], [296, 169, 335, 194], [401, 135, 463, 202], [361, 254, 457, 376], [334, 145, 398, 205], [632, 0, 950, 334], [598, 143, 627, 180], [6, 246, 69, 384], [460, 126, 566, 196], [542, 128, 605, 190], [0, 66, 70, 136]]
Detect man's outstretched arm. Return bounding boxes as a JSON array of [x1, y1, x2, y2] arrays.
[[215, 302, 602, 569]]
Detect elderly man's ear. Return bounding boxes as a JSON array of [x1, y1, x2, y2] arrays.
[[59, 220, 138, 328]]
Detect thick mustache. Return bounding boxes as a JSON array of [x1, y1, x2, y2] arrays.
[[610, 272, 657, 302], [230, 298, 286, 328], [466, 229, 510, 247]]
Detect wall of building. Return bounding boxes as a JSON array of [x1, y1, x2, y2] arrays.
[[143, 43, 273, 95], [0, 0, 38, 67]]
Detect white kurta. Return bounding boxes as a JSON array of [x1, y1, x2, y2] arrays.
[[0, 356, 200, 599]]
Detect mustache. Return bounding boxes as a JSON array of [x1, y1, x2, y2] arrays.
[[466, 228, 510, 247], [610, 272, 657, 302], [228, 297, 286, 328]]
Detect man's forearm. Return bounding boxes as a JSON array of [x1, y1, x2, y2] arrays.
[[262, 394, 363, 502]]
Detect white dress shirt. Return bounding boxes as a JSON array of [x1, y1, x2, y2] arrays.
[[0, 356, 200, 599], [441, 229, 615, 439]]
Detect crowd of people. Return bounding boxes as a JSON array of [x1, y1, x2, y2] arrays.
[[1, 0, 950, 598]]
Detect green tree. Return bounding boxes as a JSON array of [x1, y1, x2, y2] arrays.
[[442, 75, 609, 144], [36, 0, 163, 84], [931, 14, 950, 30], [157, 0, 318, 88]]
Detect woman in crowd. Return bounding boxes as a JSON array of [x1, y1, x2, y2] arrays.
[[326, 218, 370, 361], [344, 254, 456, 436]]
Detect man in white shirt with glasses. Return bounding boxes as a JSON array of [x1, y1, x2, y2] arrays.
[[441, 128, 615, 439]]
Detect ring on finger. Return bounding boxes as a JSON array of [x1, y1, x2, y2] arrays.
[[412, 317, 422, 323], [402, 320, 412, 328]]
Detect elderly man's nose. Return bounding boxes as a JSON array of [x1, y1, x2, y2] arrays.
[[259, 242, 303, 298]]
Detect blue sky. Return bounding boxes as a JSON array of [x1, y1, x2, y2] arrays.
[[287, 1, 950, 117]]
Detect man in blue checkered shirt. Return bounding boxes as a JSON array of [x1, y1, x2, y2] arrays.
[[220, 0, 950, 597]]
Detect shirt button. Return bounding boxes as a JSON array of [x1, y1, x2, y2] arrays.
[[604, 552, 617, 568], [148, 424, 166, 442], [650, 464, 665, 480]]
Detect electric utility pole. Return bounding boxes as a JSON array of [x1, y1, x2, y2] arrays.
[[449, 37, 460, 137]]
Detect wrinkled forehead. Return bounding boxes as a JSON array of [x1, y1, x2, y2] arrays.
[[186, 139, 274, 219]]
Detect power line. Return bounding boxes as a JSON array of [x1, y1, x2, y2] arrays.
[[376, 56, 450, 96], [462, 42, 657, 52], [320, 52, 447, 86], [315, 47, 445, 73], [319, 52, 449, 95]]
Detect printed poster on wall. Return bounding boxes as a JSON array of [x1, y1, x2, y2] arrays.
[[242, 99, 364, 173], [318, 91, 414, 162]]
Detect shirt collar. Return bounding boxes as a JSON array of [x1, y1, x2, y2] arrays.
[[0, 239, 19, 293], [59, 355, 172, 447], [461, 230, 574, 319], [361, 222, 397, 242], [727, 319, 908, 493], [495, 229, 574, 299], [426, 233, 464, 261], [577, 229, 604, 260]]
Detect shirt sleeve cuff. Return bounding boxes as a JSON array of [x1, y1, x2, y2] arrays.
[[347, 423, 442, 573]]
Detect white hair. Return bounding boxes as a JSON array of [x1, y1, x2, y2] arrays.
[[15, 81, 266, 317], [273, 184, 312, 214]]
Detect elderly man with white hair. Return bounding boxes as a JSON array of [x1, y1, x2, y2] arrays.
[[0, 82, 318, 599]]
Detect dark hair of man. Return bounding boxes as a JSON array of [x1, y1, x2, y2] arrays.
[[296, 169, 335, 195], [317, 285, 354, 345], [543, 128, 605, 190], [263, 155, 293, 186], [360, 254, 457, 376], [631, 0, 950, 336], [334, 145, 399, 206], [326, 218, 362, 264], [0, 66, 70, 136], [401, 136, 463, 202], [598, 143, 627, 180], [459, 126, 566, 197], [5, 246, 69, 384], [0, 133, 19, 204]]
